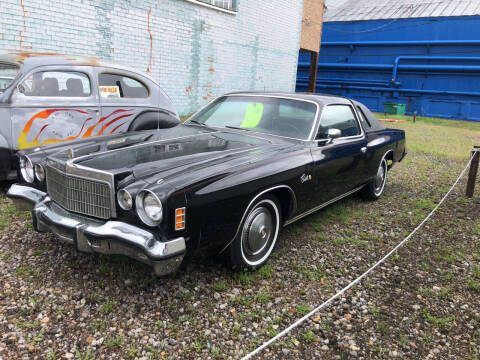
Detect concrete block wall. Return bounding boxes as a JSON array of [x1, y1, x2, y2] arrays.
[[0, 0, 304, 115]]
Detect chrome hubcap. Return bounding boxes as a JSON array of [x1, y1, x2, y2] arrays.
[[242, 206, 273, 257], [374, 159, 387, 195]]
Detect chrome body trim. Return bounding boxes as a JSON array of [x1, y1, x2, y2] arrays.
[[219, 184, 297, 254], [283, 185, 365, 226], [7, 184, 185, 276]]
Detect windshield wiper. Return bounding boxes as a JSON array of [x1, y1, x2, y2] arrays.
[[187, 120, 206, 126], [224, 125, 251, 132]]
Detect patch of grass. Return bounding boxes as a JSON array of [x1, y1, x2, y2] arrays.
[[422, 333, 433, 347], [32, 248, 45, 256], [472, 265, 480, 279], [100, 300, 116, 314], [473, 223, 480, 236], [433, 248, 456, 264], [126, 345, 141, 359], [86, 292, 102, 304], [315, 202, 351, 225], [233, 271, 256, 285], [16, 265, 35, 277], [438, 287, 452, 299], [27, 329, 44, 345], [376, 322, 388, 336], [467, 278, 480, 292], [16, 319, 41, 329], [296, 304, 311, 316], [383, 116, 480, 160], [74, 349, 94, 360], [212, 280, 228, 292], [265, 324, 279, 337], [0, 203, 18, 230], [423, 310, 454, 331], [257, 263, 274, 278], [255, 291, 272, 304], [47, 350, 60, 360], [105, 335, 124, 348], [412, 198, 436, 211], [303, 330, 316, 343]]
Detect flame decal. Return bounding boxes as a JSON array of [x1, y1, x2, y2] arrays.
[[18, 108, 134, 149], [82, 109, 133, 138], [110, 121, 128, 134], [97, 113, 134, 136]]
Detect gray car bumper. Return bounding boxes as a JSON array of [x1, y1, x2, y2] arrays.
[[7, 184, 186, 276]]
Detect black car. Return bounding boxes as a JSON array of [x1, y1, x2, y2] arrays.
[[7, 92, 406, 275]]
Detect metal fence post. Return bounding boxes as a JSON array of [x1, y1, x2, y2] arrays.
[[466, 146, 480, 198]]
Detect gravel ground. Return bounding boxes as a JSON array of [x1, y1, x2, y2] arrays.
[[1, 130, 479, 359]]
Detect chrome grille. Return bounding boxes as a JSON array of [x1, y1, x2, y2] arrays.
[[46, 166, 112, 219]]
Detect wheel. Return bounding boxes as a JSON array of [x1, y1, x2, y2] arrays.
[[361, 155, 388, 200], [226, 195, 282, 270]]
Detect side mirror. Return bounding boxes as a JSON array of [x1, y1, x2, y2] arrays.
[[16, 83, 26, 94], [327, 128, 341, 144]]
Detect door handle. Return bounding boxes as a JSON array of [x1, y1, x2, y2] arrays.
[[86, 108, 99, 112], [361, 147, 367, 153]]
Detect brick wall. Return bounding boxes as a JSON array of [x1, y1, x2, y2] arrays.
[[0, 0, 304, 115]]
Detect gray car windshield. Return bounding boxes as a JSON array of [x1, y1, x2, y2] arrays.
[[0, 63, 20, 91], [187, 96, 317, 140]]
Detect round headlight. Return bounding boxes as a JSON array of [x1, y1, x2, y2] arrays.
[[34, 164, 45, 182], [20, 156, 34, 183], [136, 190, 163, 226], [117, 189, 133, 210]]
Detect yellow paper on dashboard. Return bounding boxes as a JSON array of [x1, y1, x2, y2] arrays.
[[241, 102, 264, 128]]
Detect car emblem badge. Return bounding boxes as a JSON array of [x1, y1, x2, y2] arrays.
[[301, 173, 312, 183]]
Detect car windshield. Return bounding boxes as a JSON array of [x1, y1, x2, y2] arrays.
[[187, 95, 318, 140], [0, 62, 20, 92]]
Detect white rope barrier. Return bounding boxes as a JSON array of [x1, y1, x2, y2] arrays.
[[242, 154, 475, 360]]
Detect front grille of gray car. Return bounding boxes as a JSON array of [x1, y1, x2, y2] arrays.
[[46, 166, 111, 219]]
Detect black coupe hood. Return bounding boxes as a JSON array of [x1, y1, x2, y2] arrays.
[[73, 128, 293, 185]]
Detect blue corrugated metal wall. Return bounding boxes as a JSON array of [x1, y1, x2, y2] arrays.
[[296, 16, 480, 121]]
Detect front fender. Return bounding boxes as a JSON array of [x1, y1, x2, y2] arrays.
[[0, 134, 13, 180]]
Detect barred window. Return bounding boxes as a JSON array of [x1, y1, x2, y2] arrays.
[[187, 0, 236, 12]]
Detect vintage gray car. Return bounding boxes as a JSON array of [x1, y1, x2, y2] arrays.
[[0, 51, 179, 180]]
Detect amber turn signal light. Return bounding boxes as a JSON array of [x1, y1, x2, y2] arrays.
[[175, 207, 186, 231]]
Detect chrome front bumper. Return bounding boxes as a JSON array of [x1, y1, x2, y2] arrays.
[[7, 184, 186, 276]]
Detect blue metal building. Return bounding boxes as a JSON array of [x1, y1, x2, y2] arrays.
[[297, 0, 480, 121]]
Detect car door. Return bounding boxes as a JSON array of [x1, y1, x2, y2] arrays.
[[11, 66, 100, 150], [95, 69, 151, 136], [309, 104, 368, 205]]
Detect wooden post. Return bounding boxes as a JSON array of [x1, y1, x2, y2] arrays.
[[308, 51, 319, 93], [466, 146, 480, 198], [413, 110, 417, 123], [299, 0, 324, 94]]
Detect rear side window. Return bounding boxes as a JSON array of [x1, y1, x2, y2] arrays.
[[0, 63, 20, 91], [98, 73, 149, 99], [21, 71, 91, 97], [356, 106, 372, 129], [317, 105, 360, 139]]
